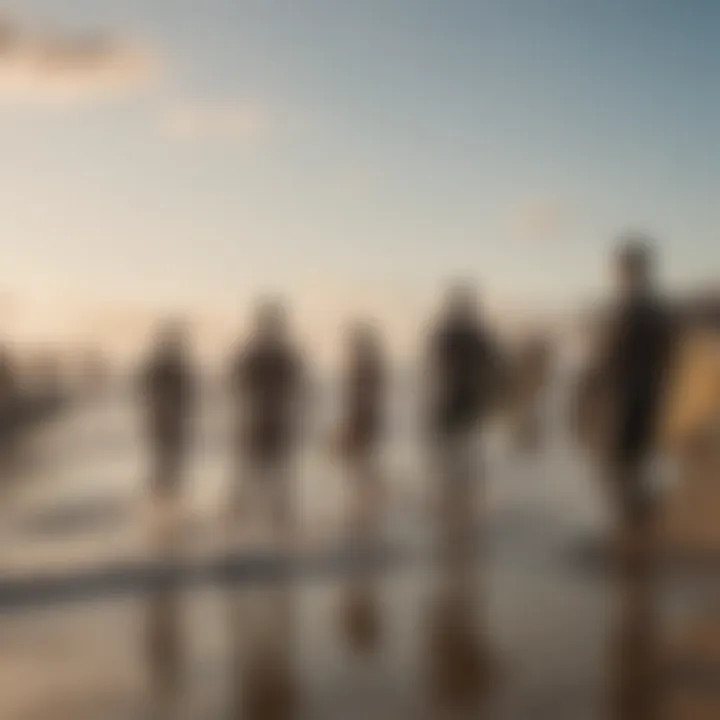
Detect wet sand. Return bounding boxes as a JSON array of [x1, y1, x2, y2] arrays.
[[0, 384, 719, 719]]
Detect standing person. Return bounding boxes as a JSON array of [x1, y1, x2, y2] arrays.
[[334, 324, 385, 654], [229, 299, 304, 535], [425, 283, 505, 522], [582, 238, 677, 566], [140, 320, 196, 527], [336, 321, 386, 528], [427, 283, 505, 441]]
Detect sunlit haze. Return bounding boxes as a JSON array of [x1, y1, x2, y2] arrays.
[[1, 0, 718, 360]]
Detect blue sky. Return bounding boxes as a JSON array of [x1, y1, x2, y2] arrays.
[[0, 0, 718, 351]]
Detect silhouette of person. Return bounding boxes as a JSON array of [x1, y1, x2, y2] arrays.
[[426, 283, 504, 523], [229, 299, 304, 532], [592, 239, 677, 564], [336, 321, 386, 528], [140, 320, 195, 512], [426, 283, 504, 442], [338, 322, 385, 463]]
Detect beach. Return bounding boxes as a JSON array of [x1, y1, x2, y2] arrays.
[[0, 375, 718, 719]]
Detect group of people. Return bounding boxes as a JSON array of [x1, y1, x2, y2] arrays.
[[139, 236, 681, 556], [139, 280, 521, 522]]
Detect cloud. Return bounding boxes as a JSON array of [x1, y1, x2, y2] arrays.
[[509, 199, 575, 240], [0, 15, 161, 106], [162, 99, 269, 141]]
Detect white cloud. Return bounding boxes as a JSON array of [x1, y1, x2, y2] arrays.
[[0, 15, 161, 106], [162, 99, 269, 141]]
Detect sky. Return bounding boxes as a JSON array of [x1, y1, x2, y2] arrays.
[[0, 0, 718, 359]]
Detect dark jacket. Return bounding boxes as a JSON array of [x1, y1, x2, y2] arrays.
[[602, 293, 677, 462], [429, 320, 503, 435], [141, 353, 194, 449], [231, 340, 302, 460]]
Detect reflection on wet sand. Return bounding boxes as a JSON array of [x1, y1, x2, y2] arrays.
[[425, 566, 492, 719], [146, 583, 184, 720], [339, 580, 382, 659], [226, 446, 300, 720], [665, 603, 720, 720], [424, 438, 493, 719], [607, 554, 661, 720], [602, 416, 720, 718], [337, 460, 384, 659], [228, 583, 298, 720]]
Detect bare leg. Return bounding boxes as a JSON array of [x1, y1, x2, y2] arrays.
[[434, 430, 483, 560], [345, 449, 382, 539], [607, 460, 658, 577], [270, 459, 295, 545], [148, 444, 184, 552]]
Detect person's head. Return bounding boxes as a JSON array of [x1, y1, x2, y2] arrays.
[[615, 235, 656, 297], [443, 281, 479, 325], [253, 297, 289, 342]]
